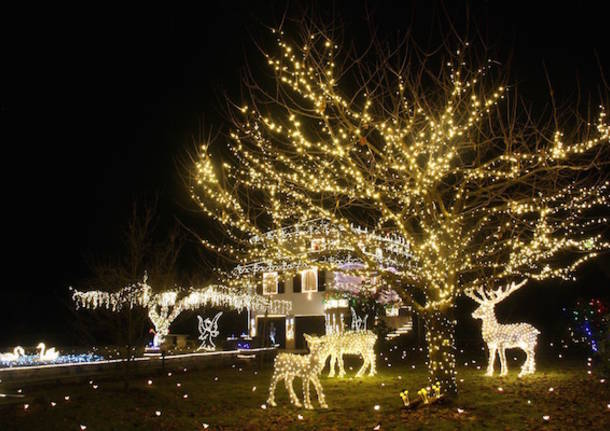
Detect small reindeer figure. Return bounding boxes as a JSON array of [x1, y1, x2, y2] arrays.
[[465, 280, 540, 377], [267, 334, 329, 409]]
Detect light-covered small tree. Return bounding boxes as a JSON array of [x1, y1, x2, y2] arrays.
[[189, 20, 609, 395]]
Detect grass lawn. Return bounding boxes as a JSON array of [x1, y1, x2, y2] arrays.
[[1, 353, 609, 430]]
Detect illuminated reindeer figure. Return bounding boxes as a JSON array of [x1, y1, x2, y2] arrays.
[[465, 280, 540, 377], [267, 334, 329, 409], [323, 330, 377, 378]]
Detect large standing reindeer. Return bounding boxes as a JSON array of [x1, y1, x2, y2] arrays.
[[323, 330, 377, 378], [267, 334, 329, 409], [465, 280, 540, 377]]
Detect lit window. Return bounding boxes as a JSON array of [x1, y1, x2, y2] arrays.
[[263, 272, 278, 295], [311, 238, 325, 251], [301, 268, 318, 293]]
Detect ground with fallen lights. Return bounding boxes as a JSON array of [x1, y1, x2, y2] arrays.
[[0, 351, 608, 430]]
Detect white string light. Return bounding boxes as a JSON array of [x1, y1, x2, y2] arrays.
[[197, 312, 223, 351]]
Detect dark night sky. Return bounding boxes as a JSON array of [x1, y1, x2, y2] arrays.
[[1, 1, 608, 347]]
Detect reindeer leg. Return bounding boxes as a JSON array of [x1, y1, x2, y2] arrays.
[[267, 374, 278, 406], [368, 351, 377, 376], [287, 377, 301, 407], [486, 344, 497, 376], [311, 375, 328, 408], [519, 347, 529, 377], [338, 351, 346, 377], [328, 353, 336, 377], [303, 377, 313, 409], [356, 352, 367, 377], [499, 347, 508, 376], [529, 345, 537, 374], [522, 345, 535, 375]]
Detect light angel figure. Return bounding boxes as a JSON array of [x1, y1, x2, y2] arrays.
[[197, 311, 223, 351]]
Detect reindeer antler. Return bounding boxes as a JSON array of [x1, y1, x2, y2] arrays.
[[465, 280, 528, 304], [464, 287, 486, 304]]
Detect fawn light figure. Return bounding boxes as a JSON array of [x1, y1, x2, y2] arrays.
[[465, 280, 540, 377], [323, 330, 377, 378], [267, 334, 329, 409]]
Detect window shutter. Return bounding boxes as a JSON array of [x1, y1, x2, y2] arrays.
[[278, 278, 285, 294], [293, 274, 301, 293], [318, 270, 326, 291]]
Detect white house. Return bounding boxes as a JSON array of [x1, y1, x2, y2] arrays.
[[235, 220, 413, 350]]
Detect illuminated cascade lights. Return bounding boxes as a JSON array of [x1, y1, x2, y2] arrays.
[[267, 334, 329, 409], [320, 330, 377, 378], [72, 275, 292, 345], [324, 310, 345, 336], [286, 317, 295, 341], [465, 280, 540, 377], [231, 219, 412, 279], [197, 312, 223, 351]]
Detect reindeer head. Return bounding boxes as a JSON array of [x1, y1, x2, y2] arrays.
[[304, 333, 322, 350], [465, 280, 528, 321], [304, 333, 328, 358]]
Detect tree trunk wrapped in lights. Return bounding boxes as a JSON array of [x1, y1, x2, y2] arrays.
[[424, 307, 458, 395], [189, 19, 610, 395]]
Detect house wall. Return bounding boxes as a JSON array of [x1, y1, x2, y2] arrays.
[[252, 270, 332, 350]]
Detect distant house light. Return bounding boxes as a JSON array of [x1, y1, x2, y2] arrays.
[[311, 238, 325, 251], [301, 267, 318, 293]]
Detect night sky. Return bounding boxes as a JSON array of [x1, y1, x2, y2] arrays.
[[1, 1, 608, 347]]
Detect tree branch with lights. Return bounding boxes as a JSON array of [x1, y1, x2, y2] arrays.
[[189, 20, 609, 395]]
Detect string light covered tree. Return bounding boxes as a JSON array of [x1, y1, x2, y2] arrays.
[[189, 20, 610, 395]]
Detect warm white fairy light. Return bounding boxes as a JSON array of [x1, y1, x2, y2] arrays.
[[72, 274, 291, 344], [466, 281, 539, 377], [320, 331, 377, 378], [190, 22, 610, 395], [267, 334, 329, 409]]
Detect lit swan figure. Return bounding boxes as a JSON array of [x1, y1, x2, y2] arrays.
[[36, 343, 60, 361], [0, 346, 25, 362]]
